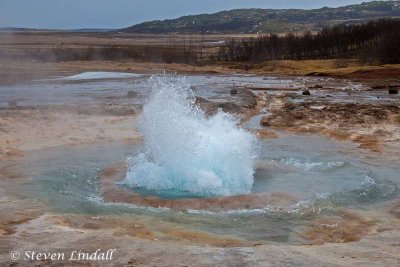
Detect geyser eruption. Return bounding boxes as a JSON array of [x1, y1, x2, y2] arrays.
[[123, 75, 256, 197]]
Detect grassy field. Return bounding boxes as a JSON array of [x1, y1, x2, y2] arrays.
[[236, 59, 400, 82], [0, 30, 252, 62]]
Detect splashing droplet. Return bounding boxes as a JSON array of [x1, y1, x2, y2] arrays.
[[123, 75, 257, 197]]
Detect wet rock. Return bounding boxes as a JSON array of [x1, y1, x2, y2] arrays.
[[230, 88, 238, 95], [196, 99, 241, 115], [128, 258, 143, 265], [218, 102, 241, 114], [256, 129, 278, 139], [260, 117, 271, 127], [302, 90, 311, 96], [352, 135, 381, 152], [388, 87, 398, 94], [195, 90, 257, 115], [260, 100, 400, 152], [371, 85, 386, 90], [241, 90, 258, 109], [312, 84, 323, 89], [283, 102, 297, 111], [195, 97, 219, 115]]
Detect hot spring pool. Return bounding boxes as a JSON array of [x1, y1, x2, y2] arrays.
[[9, 74, 399, 244], [16, 130, 399, 244]]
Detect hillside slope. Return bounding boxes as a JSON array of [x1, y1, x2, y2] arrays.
[[123, 1, 400, 33]]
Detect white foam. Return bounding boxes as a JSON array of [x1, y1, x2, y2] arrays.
[[278, 157, 345, 172], [360, 173, 376, 186], [123, 75, 257, 197]]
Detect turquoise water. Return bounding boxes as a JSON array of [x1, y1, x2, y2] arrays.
[[15, 131, 398, 244], [123, 76, 256, 197]]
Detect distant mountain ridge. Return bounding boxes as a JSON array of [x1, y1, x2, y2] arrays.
[[123, 1, 400, 34]]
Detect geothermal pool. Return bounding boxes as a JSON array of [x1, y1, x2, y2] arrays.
[[2, 72, 399, 244]]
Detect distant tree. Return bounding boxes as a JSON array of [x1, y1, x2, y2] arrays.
[[218, 19, 400, 64]]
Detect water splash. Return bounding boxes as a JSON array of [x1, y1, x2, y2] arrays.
[[123, 75, 257, 197]]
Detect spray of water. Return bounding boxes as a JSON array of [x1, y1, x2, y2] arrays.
[[123, 75, 257, 197]]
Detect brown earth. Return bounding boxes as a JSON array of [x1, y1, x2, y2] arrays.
[[303, 210, 377, 244], [260, 100, 400, 152]]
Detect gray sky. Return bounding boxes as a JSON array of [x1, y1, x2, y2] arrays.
[[0, 0, 370, 29]]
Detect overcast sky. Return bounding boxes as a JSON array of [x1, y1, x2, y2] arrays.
[[0, 0, 370, 29]]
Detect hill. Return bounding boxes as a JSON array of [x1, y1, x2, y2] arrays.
[[123, 1, 400, 34]]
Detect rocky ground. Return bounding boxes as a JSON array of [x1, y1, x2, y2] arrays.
[[257, 90, 400, 155], [1, 68, 400, 266], [1, 204, 399, 266]]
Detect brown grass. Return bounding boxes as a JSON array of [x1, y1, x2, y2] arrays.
[[238, 59, 400, 83], [2, 31, 400, 85]]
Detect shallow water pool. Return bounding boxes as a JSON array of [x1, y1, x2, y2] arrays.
[[6, 72, 399, 244]]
